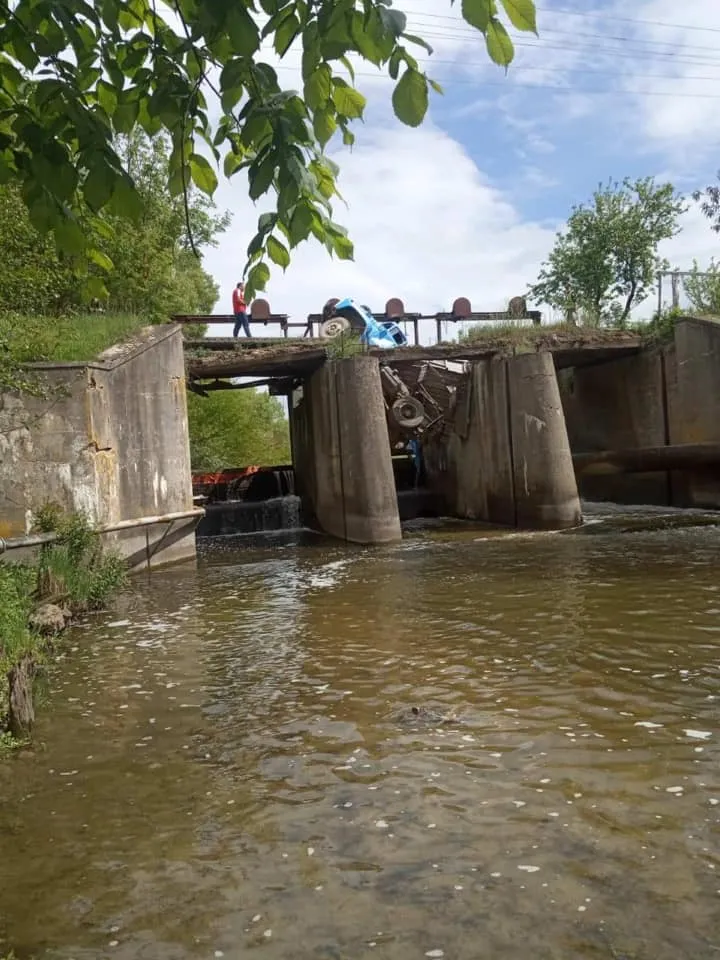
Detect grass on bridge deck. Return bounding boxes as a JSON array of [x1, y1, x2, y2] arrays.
[[184, 326, 646, 381]]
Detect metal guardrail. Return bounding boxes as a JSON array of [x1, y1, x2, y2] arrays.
[[172, 295, 541, 346]]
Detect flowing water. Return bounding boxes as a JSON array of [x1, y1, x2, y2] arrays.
[[2, 506, 720, 960]]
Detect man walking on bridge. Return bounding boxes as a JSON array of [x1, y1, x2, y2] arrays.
[[232, 282, 250, 338]]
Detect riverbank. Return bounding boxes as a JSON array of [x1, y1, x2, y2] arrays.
[[0, 510, 126, 747]]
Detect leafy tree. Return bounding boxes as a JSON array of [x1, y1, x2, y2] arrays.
[[684, 260, 720, 315], [530, 178, 685, 326], [693, 172, 720, 233], [187, 389, 291, 471], [0, 0, 538, 298], [0, 132, 226, 318]]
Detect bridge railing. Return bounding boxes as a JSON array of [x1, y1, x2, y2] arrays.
[[172, 295, 541, 345]]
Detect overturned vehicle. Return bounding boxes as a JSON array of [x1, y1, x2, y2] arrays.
[[319, 297, 408, 349]]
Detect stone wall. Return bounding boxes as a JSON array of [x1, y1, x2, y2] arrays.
[[0, 325, 199, 569]]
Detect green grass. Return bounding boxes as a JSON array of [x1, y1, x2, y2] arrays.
[[0, 311, 150, 364]]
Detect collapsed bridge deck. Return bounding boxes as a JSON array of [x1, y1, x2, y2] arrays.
[[184, 329, 645, 384]]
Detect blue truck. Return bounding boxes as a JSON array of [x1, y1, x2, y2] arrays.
[[319, 298, 408, 349]]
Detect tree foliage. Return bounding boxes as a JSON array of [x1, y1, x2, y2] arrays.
[[684, 260, 720, 316], [187, 389, 291, 471], [0, 132, 226, 318], [0, 0, 538, 297], [529, 178, 685, 326], [693, 171, 720, 234]]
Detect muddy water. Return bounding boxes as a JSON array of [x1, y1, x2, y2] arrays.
[[2, 507, 720, 960]]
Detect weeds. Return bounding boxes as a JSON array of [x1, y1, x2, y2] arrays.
[[325, 331, 366, 359], [34, 507, 127, 612], [0, 507, 127, 745]]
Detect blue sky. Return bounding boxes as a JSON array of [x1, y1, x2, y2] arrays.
[[205, 0, 720, 338]]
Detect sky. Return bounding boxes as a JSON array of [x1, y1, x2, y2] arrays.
[[202, 0, 720, 341]]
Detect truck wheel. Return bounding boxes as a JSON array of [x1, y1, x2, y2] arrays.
[[320, 316, 352, 339], [392, 396, 425, 429]]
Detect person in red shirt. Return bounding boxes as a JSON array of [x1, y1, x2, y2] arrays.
[[232, 282, 250, 337]]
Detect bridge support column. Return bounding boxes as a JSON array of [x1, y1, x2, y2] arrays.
[[429, 352, 581, 530], [507, 352, 582, 529], [292, 356, 401, 544]]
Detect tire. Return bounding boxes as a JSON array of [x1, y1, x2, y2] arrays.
[[391, 396, 425, 430], [320, 316, 352, 339]]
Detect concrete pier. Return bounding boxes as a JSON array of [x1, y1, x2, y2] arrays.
[[507, 352, 582, 530], [425, 352, 581, 530], [291, 356, 401, 544]]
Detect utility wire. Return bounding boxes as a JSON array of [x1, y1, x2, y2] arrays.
[[402, 5, 720, 35]]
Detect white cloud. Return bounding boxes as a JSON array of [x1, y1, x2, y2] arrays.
[[200, 0, 720, 341], [208, 123, 557, 342]]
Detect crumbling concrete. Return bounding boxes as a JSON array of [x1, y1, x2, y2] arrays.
[[0, 325, 199, 569]]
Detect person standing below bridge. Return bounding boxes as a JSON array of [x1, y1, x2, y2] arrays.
[[232, 282, 250, 338]]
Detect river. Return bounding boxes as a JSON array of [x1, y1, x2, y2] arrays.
[[1, 505, 720, 960]]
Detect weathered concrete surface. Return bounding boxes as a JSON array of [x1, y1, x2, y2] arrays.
[[292, 357, 401, 544], [425, 353, 580, 530], [428, 358, 515, 525], [668, 317, 720, 507], [558, 348, 671, 506], [0, 325, 198, 569], [507, 352, 582, 529], [558, 318, 720, 509]]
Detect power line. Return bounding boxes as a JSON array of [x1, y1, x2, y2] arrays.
[[411, 29, 720, 69], [406, 16, 720, 56], [535, 5, 720, 35], [273, 64, 720, 99], [403, 6, 720, 35]]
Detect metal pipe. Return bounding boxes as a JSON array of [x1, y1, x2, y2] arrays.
[[97, 508, 205, 533], [0, 532, 58, 554], [0, 508, 205, 554]]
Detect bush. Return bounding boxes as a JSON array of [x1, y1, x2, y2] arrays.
[[34, 509, 127, 612]]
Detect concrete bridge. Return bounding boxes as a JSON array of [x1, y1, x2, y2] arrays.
[[178, 317, 664, 545]]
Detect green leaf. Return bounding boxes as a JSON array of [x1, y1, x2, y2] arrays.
[[428, 77, 444, 94], [486, 17, 515, 66], [332, 234, 354, 261], [313, 107, 337, 148], [500, 0, 538, 33], [248, 153, 276, 200], [275, 13, 301, 56], [288, 202, 314, 246], [226, 3, 261, 56], [391, 68, 428, 127], [379, 7, 407, 37], [96, 80, 118, 115], [246, 260, 270, 294], [223, 150, 244, 178], [190, 153, 218, 195], [83, 164, 116, 211], [88, 247, 114, 271], [258, 212, 277, 234], [461, 0, 493, 32], [267, 235, 291, 269], [54, 218, 88, 257], [304, 64, 332, 111], [332, 81, 366, 120], [82, 275, 109, 301]]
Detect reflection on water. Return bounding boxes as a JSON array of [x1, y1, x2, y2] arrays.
[[2, 505, 720, 960]]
